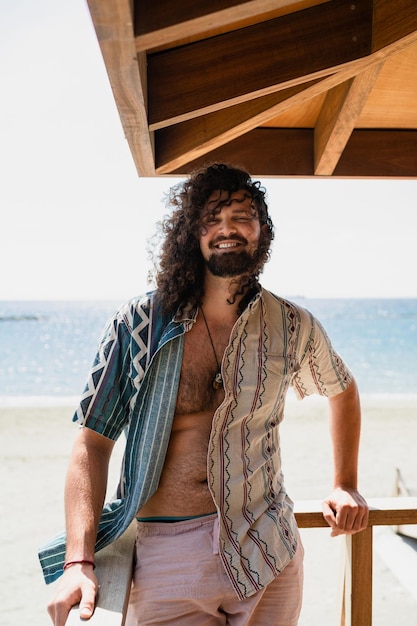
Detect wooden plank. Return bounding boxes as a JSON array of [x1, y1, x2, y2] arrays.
[[66, 522, 136, 626], [172, 128, 315, 176], [134, 0, 330, 51], [334, 129, 417, 177], [294, 497, 417, 528], [147, 0, 373, 128], [372, 0, 417, 52], [357, 42, 417, 129], [341, 527, 373, 626], [172, 128, 417, 177], [314, 62, 384, 175], [86, 0, 155, 176]]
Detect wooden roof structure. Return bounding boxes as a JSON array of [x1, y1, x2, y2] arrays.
[[87, 0, 417, 178]]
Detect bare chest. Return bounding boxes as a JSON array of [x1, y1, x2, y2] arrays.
[[175, 318, 233, 415]]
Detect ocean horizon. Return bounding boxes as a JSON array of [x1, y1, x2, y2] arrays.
[[1, 297, 416, 402]]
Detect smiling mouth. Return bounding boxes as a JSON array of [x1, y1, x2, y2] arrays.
[[211, 237, 247, 250], [216, 242, 241, 249]]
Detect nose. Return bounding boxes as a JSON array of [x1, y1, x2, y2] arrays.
[[217, 215, 236, 237]]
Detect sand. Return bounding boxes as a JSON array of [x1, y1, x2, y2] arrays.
[[1, 394, 416, 625]]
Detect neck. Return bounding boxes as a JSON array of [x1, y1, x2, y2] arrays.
[[201, 271, 246, 322]]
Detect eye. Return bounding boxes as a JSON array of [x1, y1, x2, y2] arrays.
[[233, 212, 256, 222], [205, 217, 219, 225]]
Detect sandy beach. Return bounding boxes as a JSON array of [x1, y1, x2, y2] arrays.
[[1, 394, 416, 625]]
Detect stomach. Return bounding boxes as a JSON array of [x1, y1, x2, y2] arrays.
[[136, 410, 217, 517]]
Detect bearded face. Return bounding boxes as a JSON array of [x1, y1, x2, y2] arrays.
[[199, 190, 267, 277], [205, 234, 262, 277]]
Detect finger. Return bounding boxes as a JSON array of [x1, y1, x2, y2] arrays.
[[336, 507, 355, 532], [344, 500, 370, 532], [47, 600, 71, 626], [79, 581, 97, 619], [333, 508, 369, 536], [323, 501, 355, 535], [80, 604, 94, 619], [352, 505, 369, 532], [322, 501, 337, 528]]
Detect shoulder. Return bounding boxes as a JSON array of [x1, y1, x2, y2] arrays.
[[113, 290, 157, 324], [261, 289, 314, 325]]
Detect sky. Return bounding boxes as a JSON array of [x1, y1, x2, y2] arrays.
[[1, 0, 417, 301]]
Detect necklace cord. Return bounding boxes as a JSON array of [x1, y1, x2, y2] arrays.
[[200, 307, 220, 370], [200, 307, 223, 390]]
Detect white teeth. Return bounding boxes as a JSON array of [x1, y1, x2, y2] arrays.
[[217, 242, 238, 249]]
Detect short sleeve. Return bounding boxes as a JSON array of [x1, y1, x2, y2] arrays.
[[73, 308, 134, 440], [291, 315, 353, 399]]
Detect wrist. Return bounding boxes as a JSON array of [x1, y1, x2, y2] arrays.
[[63, 559, 96, 571]]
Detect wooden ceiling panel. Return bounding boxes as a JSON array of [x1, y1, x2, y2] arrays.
[[86, 0, 417, 177], [170, 128, 417, 177], [134, 0, 331, 52], [259, 93, 326, 128], [356, 42, 417, 128]]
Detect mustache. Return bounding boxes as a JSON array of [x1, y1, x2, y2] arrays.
[[209, 235, 248, 249]]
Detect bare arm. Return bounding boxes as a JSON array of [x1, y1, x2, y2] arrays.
[[48, 427, 115, 626], [322, 379, 369, 536]]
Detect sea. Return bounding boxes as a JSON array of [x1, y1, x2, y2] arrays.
[[0, 297, 416, 404]]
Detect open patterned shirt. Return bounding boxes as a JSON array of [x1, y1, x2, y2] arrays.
[[39, 287, 352, 598]]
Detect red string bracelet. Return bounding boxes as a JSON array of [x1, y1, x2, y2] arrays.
[[63, 559, 96, 571]]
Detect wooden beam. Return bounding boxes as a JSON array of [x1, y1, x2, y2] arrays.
[[172, 128, 315, 176], [147, 0, 373, 129], [86, 0, 155, 176], [294, 497, 417, 528], [372, 0, 417, 52], [155, 80, 323, 173], [334, 129, 417, 177], [134, 0, 330, 52], [341, 528, 373, 626], [172, 128, 417, 178], [314, 62, 384, 175]]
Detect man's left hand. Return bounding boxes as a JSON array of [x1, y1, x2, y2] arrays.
[[322, 487, 369, 537]]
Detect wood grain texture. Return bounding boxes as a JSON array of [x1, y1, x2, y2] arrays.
[[148, 0, 373, 128], [172, 128, 417, 178], [134, 0, 330, 51]]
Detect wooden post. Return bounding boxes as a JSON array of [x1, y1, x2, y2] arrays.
[[340, 527, 373, 626]]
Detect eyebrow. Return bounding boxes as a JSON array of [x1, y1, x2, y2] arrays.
[[230, 206, 257, 215], [202, 205, 258, 224]]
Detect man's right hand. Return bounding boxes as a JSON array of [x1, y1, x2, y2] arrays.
[[47, 563, 98, 626]]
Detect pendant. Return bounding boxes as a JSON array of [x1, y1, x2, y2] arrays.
[[213, 372, 223, 390]]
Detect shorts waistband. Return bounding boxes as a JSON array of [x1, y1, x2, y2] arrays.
[[136, 511, 216, 523], [135, 512, 218, 536]]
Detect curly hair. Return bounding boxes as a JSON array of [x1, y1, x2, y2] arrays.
[[151, 163, 275, 315]]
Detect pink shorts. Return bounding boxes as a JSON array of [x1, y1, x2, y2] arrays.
[[125, 513, 304, 626]]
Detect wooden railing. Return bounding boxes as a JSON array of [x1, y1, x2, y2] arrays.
[[67, 497, 417, 626], [294, 497, 417, 625]]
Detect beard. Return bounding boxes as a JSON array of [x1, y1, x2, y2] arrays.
[[206, 249, 259, 277]]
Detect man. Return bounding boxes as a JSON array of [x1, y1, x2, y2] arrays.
[[42, 163, 368, 625]]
